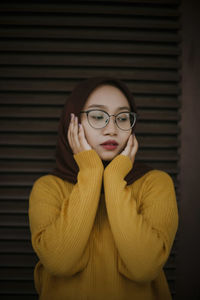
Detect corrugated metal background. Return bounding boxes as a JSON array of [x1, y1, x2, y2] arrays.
[[0, 1, 181, 299]]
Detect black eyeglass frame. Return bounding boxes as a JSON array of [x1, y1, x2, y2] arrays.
[[80, 109, 137, 131]]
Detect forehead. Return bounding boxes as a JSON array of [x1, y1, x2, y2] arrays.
[[83, 84, 130, 110]]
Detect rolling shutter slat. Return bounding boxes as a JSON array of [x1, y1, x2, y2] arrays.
[[0, 53, 179, 68], [0, 94, 180, 108], [0, 134, 179, 147], [0, 67, 180, 81], [0, 120, 179, 134]]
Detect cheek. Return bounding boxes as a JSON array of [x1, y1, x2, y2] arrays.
[[119, 132, 131, 148], [123, 132, 131, 143]]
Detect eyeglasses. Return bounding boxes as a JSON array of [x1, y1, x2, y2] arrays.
[[80, 109, 137, 131]]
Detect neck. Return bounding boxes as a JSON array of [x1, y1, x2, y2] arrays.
[[102, 159, 111, 168]]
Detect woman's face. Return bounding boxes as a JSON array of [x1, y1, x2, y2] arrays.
[[81, 85, 132, 161]]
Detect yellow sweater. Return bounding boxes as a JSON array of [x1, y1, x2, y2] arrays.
[[29, 150, 178, 300]]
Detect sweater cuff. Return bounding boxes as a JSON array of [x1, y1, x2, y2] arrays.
[[104, 154, 133, 179], [74, 149, 103, 171]]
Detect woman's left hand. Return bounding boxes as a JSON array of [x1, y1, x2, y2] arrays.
[[120, 134, 138, 164]]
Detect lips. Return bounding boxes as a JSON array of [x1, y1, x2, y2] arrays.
[[101, 140, 118, 146], [100, 140, 118, 150]]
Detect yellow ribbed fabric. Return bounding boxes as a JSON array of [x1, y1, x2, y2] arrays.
[[29, 150, 178, 300]]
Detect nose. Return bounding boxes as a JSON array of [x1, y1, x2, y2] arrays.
[[102, 116, 117, 135]]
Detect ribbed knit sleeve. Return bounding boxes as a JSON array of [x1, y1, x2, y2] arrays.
[[29, 150, 103, 277], [103, 154, 178, 283]]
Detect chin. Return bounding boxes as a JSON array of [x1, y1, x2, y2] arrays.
[[99, 152, 118, 161], [95, 146, 122, 161]]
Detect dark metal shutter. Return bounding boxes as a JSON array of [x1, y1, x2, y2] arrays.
[[0, 1, 181, 299]]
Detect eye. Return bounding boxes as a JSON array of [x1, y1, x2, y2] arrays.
[[91, 114, 104, 120], [89, 111, 105, 120], [117, 113, 129, 122]]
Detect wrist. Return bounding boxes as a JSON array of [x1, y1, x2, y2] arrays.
[[104, 154, 132, 179], [74, 149, 103, 171]]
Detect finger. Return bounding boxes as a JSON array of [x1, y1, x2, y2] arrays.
[[121, 134, 133, 156], [67, 114, 73, 147], [67, 126, 72, 149], [68, 114, 77, 152], [72, 116, 80, 152], [78, 124, 91, 151], [126, 134, 133, 150], [130, 135, 139, 160], [128, 134, 134, 155]]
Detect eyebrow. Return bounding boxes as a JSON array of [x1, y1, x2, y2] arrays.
[[87, 104, 130, 111]]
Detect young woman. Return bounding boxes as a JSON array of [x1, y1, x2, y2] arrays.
[[29, 77, 178, 300]]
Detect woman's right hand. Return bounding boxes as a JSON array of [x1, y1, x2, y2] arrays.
[[67, 113, 92, 155]]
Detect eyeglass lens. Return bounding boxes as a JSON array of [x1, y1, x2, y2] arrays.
[[87, 110, 135, 130]]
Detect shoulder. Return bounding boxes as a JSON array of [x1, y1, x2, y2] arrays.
[[143, 169, 174, 184], [31, 174, 73, 196], [131, 169, 175, 194], [29, 175, 74, 208], [129, 170, 177, 214], [139, 170, 176, 200], [32, 174, 62, 189]]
